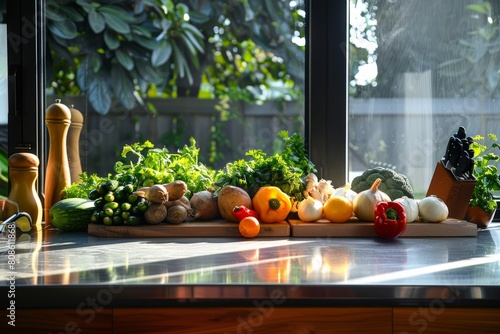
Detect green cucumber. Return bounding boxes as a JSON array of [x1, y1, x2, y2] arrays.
[[49, 198, 96, 231]]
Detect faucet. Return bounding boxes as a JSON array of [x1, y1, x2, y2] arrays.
[[0, 211, 32, 234]]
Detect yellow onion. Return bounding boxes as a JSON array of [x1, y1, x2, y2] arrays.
[[353, 178, 391, 221], [297, 196, 324, 222], [394, 196, 419, 223]]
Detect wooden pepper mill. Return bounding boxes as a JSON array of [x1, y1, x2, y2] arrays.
[[68, 104, 84, 183], [44, 99, 72, 226], [8, 153, 43, 228]]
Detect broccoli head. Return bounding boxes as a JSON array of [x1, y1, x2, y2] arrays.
[[351, 167, 414, 200]]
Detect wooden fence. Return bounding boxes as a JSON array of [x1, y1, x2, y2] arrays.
[[53, 96, 500, 195], [58, 97, 304, 176]]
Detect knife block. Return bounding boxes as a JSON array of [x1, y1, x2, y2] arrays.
[[426, 161, 476, 219]]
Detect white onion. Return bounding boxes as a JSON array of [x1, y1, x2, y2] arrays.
[[418, 195, 448, 222]]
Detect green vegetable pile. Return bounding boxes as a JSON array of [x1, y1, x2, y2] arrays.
[[64, 131, 315, 201], [113, 138, 216, 197], [351, 166, 414, 200], [64, 138, 216, 199], [63, 172, 108, 199], [214, 131, 316, 200], [88, 179, 149, 226]]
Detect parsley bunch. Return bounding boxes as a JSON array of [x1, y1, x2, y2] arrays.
[[63, 172, 107, 199], [64, 131, 314, 201], [114, 138, 217, 198], [214, 131, 316, 200]]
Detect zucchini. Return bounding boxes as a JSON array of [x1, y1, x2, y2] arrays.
[[49, 198, 96, 231]]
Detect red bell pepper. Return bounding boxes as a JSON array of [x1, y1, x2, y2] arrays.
[[232, 205, 260, 221], [374, 201, 407, 239]]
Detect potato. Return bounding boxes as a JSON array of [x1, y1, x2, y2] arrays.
[[163, 180, 188, 202], [165, 196, 193, 217], [190, 190, 220, 220], [217, 185, 252, 222], [144, 184, 168, 204], [166, 205, 188, 224], [144, 203, 167, 224]]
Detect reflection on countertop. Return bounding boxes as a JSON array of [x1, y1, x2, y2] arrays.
[[1, 223, 499, 307]]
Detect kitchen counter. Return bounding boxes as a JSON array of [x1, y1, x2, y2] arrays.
[[2, 222, 500, 333], [1, 222, 500, 309]]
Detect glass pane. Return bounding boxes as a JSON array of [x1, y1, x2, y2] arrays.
[[348, 0, 500, 198], [0, 2, 7, 198], [0, 24, 6, 127], [45, 0, 306, 179]]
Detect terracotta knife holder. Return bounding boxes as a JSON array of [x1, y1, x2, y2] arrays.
[[426, 161, 476, 220]]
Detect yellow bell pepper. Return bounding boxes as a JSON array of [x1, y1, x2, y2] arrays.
[[252, 186, 292, 223]]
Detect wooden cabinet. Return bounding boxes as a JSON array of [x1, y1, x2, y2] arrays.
[[114, 307, 392, 334], [3, 307, 499, 333], [1, 308, 113, 334], [393, 308, 500, 334]]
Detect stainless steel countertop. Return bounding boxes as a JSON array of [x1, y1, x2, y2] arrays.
[[1, 223, 500, 308]]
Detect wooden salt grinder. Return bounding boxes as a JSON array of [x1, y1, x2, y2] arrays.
[[8, 153, 43, 228], [44, 99, 72, 226], [68, 105, 84, 183]]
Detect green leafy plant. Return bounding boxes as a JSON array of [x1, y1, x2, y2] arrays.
[[469, 134, 500, 214], [63, 172, 107, 199], [46, 0, 305, 114], [214, 130, 316, 201], [64, 138, 217, 199], [0, 148, 8, 198], [114, 138, 217, 197], [47, 0, 206, 114], [438, 1, 500, 98]]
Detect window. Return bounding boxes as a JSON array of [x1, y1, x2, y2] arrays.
[[4, 0, 499, 199], [4, 0, 47, 195], [1, 16, 7, 197], [44, 0, 306, 175], [347, 0, 500, 197]]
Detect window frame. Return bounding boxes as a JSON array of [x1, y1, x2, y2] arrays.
[[7, 0, 349, 190], [307, 0, 348, 186], [7, 0, 47, 192]]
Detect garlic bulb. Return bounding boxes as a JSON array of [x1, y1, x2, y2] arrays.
[[331, 183, 357, 203], [297, 196, 324, 222], [303, 173, 335, 204], [418, 195, 448, 222], [394, 196, 419, 223], [316, 179, 335, 203], [353, 178, 391, 221]]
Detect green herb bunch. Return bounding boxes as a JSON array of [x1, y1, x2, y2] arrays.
[[114, 138, 217, 198], [63, 172, 108, 199], [65, 138, 217, 199], [214, 130, 316, 200], [469, 134, 500, 214], [64, 131, 314, 201]]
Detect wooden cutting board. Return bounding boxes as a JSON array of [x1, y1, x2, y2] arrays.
[[88, 219, 290, 237], [288, 218, 477, 237]]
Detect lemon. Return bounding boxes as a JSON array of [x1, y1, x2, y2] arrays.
[[323, 196, 353, 223]]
